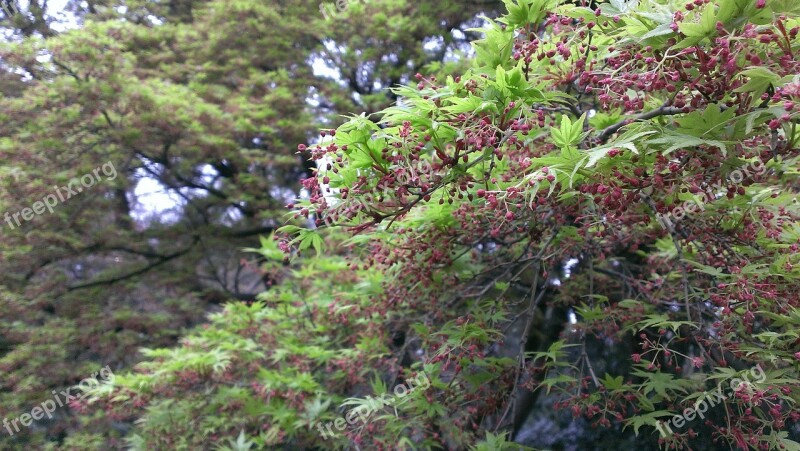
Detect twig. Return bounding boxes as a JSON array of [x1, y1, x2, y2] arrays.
[[67, 236, 200, 290], [596, 104, 683, 144], [494, 233, 556, 432]]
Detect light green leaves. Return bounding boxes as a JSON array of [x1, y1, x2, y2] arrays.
[[277, 226, 325, 256], [637, 22, 675, 42], [734, 67, 782, 101], [678, 0, 772, 47], [224, 430, 256, 451], [644, 104, 736, 155], [633, 314, 698, 333], [601, 373, 625, 390], [470, 18, 515, 70], [243, 234, 285, 261], [625, 411, 674, 436], [442, 94, 491, 115], [585, 128, 655, 167], [551, 114, 587, 152], [472, 432, 538, 450], [500, 0, 557, 28], [528, 340, 578, 365], [494, 64, 541, 101], [676, 104, 737, 138], [647, 131, 728, 156], [678, 2, 718, 40], [631, 369, 692, 399]]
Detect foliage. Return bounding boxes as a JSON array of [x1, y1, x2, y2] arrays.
[[283, 0, 800, 448], [0, 0, 502, 448], [4, 0, 800, 449]]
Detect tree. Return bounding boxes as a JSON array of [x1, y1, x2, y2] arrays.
[[294, 0, 800, 448], [0, 0, 502, 448], [94, 0, 800, 449]]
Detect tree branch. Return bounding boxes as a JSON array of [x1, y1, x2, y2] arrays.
[[67, 236, 199, 291], [596, 104, 683, 144]]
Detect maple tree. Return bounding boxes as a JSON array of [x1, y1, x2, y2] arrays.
[[2, 0, 799, 449], [83, 0, 800, 449], [291, 0, 800, 448]]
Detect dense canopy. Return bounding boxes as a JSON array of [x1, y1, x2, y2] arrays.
[[1, 0, 799, 450]]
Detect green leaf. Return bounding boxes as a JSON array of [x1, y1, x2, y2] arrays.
[[601, 373, 625, 390], [634, 314, 698, 333], [647, 131, 727, 156], [679, 4, 717, 39], [624, 411, 673, 436], [676, 103, 737, 138], [734, 67, 781, 101], [290, 230, 325, 256], [586, 130, 656, 167], [638, 23, 674, 41]]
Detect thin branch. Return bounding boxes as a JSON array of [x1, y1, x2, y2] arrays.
[[494, 233, 556, 432], [67, 236, 199, 291], [596, 104, 683, 144]]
